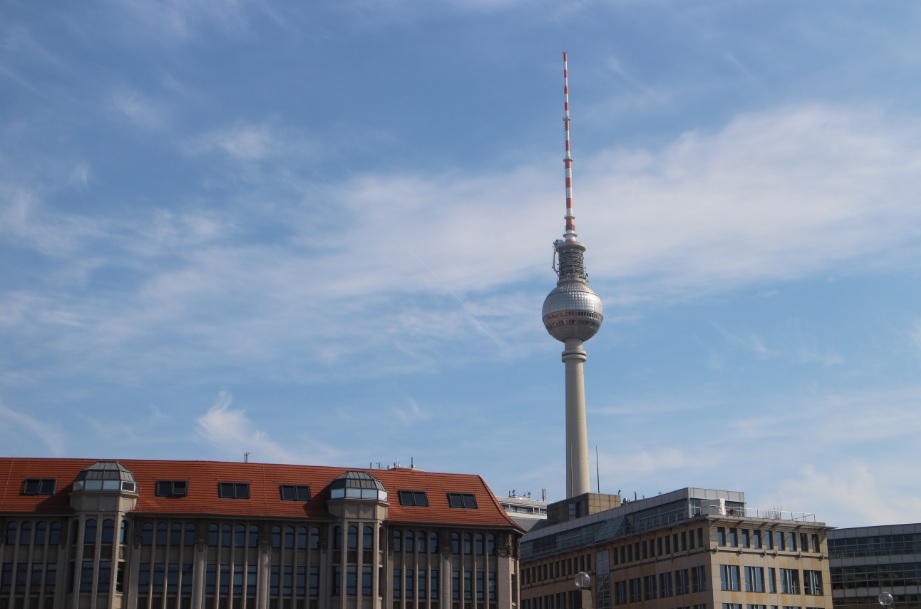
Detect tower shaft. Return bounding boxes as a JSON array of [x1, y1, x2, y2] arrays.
[[563, 339, 590, 497]]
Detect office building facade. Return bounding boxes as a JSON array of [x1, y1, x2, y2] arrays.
[[828, 523, 921, 609], [520, 488, 832, 609], [0, 458, 523, 609]]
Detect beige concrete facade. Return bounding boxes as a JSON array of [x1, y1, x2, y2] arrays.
[[520, 489, 833, 609]]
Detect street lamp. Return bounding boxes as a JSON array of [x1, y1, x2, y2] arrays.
[[878, 591, 894, 609], [575, 571, 593, 609]]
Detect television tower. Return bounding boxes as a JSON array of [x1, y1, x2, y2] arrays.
[[542, 52, 604, 499]]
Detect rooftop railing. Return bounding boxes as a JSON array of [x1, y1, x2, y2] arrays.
[[704, 505, 817, 522]]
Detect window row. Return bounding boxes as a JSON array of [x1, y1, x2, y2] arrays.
[[139, 522, 325, 550], [720, 566, 822, 595], [831, 562, 921, 590], [392, 568, 441, 599], [3, 521, 63, 547], [138, 563, 193, 596], [522, 554, 592, 586], [612, 527, 706, 566], [717, 527, 820, 553], [451, 569, 496, 602], [828, 534, 921, 559], [136, 562, 323, 598], [613, 566, 708, 604], [0, 562, 57, 596]]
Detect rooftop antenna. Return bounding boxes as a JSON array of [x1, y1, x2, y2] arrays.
[[596, 445, 600, 494], [243, 452, 250, 463]]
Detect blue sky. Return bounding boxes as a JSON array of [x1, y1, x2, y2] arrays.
[[3, 1, 921, 529]]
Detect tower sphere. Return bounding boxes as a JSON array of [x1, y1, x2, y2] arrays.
[[542, 282, 603, 343]]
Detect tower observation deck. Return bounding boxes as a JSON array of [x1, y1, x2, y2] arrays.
[[542, 52, 604, 499]]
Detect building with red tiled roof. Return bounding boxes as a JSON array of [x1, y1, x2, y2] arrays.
[[0, 457, 523, 609]]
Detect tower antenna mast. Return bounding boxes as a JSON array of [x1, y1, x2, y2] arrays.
[[563, 51, 577, 241]]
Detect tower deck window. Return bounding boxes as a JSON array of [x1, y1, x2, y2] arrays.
[[218, 482, 250, 499], [447, 493, 478, 509], [398, 490, 429, 507], [21, 478, 56, 496]]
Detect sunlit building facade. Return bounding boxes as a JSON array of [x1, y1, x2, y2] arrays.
[[520, 488, 832, 609], [0, 458, 523, 609]]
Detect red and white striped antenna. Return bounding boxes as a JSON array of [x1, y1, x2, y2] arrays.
[[562, 51, 577, 241]]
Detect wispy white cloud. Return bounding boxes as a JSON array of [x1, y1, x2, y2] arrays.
[[392, 395, 431, 424], [0, 400, 66, 455], [196, 390, 295, 462], [189, 123, 294, 161], [771, 463, 921, 527], [3, 104, 921, 388], [111, 89, 167, 130], [69, 162, 91, 187]]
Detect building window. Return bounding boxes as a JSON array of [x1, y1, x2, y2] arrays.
[[392, 529, 402, 552], [347, 525, 358, 550], [721, 565, 741, 591], [85, 518, 97, 544], [279, 484, 310, 501], [753, 530, 762, 548], [660, 572, 674, 597], [405, 530, 414, 552], [155, 480, 188, 497], [629, 577, 642, 602], [780, 569, 800, 594], [644, 574, 657, 599], [447, 492, 478, 509], [729, 528, 739, 547], [21, 478, 56, 496], [614, 580, 628, 605], [769, 568, 776, 593], [692, 566, 707, 592], [398, 490, 429, 506], [217, 482, 250, 499], [718, 527, 726, 546], [745, 567, 765, 592], [804, 570, 822, 595], [742, 529, 751, 547], [346, 565, 357, 596], [676, 569, 690, 595]]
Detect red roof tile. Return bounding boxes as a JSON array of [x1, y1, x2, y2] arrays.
[[0, 458, 522, 532]]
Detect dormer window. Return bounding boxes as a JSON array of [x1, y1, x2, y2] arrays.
[[21, 478, 56, 496], [398, 490, 429, 506], [279, 484, 310, 501], [218, 482, 250, 499], [447, 493, 478, 509], [156, 480, 188, 498]]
